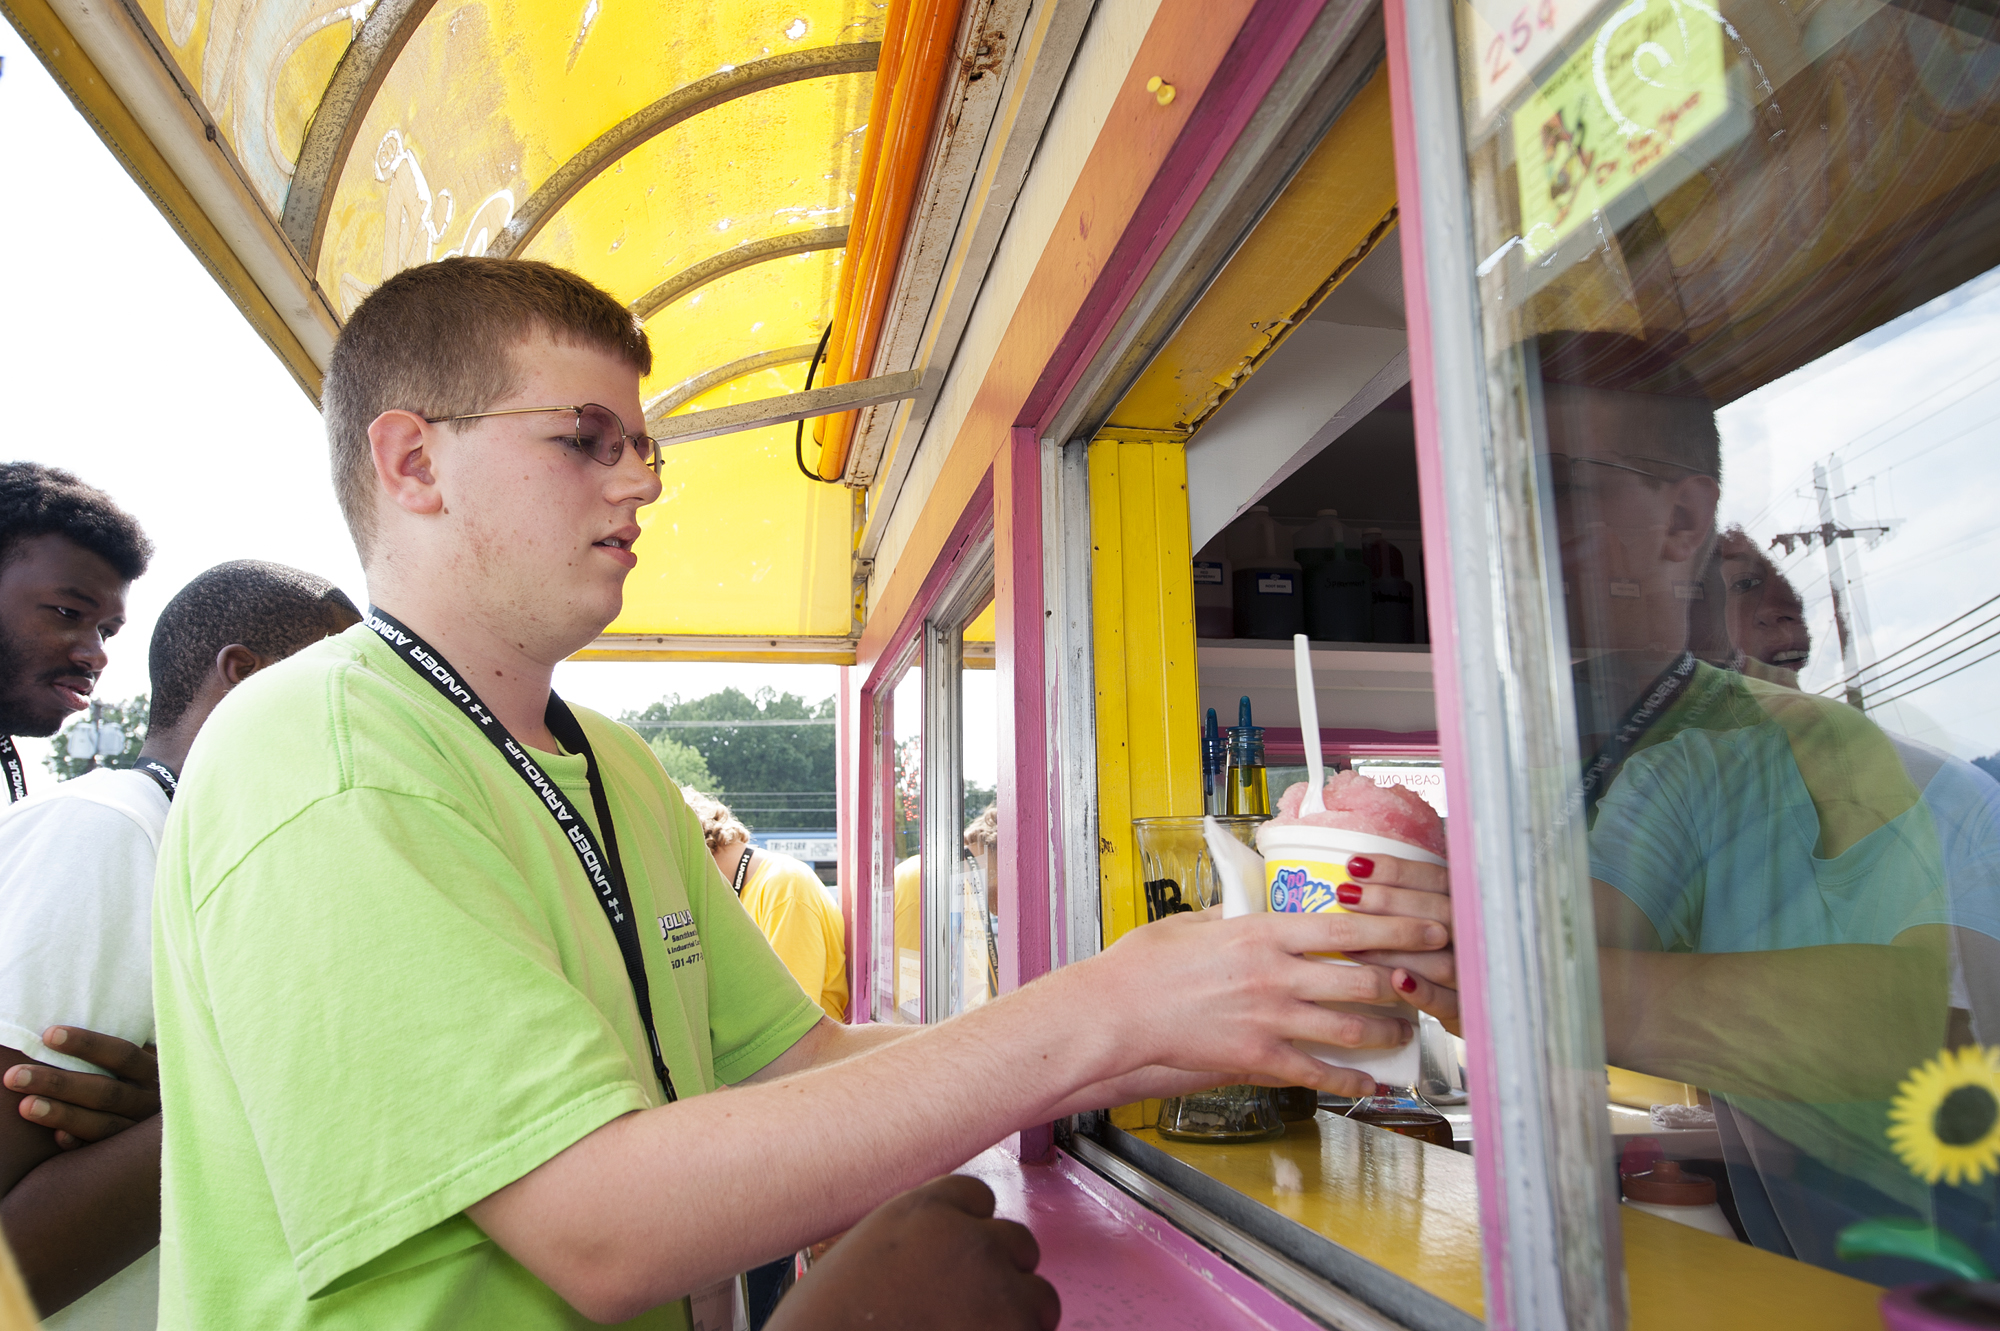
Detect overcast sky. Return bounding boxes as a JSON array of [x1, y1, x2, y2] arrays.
[[1715, 266, 2000, 761], [0, 27, 836, 780]]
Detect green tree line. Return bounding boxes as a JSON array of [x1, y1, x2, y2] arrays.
[[622, 687, 836, 830]]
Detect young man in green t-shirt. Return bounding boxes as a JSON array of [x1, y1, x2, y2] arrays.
[[151, 257, 1454, 1329]]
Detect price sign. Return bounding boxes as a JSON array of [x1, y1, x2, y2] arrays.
[[1511, 0, 1728, 257], [1463, 0, 1598, 119]]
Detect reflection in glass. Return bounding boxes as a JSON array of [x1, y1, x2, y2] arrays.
[[1453, 0, 2000, 1286], [952, 598, 1000, 1016], [875, 666, 923, 1024]]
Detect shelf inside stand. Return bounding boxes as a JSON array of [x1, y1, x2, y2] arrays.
[[1198, 639, 1437, 733]]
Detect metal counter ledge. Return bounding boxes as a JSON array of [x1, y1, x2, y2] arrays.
[[957, 1112, 1888, 1330]]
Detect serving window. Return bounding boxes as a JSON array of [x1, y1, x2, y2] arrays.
[[1434, 0, 2000, 1307]]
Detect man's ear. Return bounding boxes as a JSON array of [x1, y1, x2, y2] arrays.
[[368, 410, 445, 517], [213, 644, 265, 691], [1661, 474, 1721, 564]]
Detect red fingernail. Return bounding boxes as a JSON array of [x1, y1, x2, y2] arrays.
[[1336, 883, 1363, 905], [1397, 972, 1418, 993], [1347, 856, 1374, 878]]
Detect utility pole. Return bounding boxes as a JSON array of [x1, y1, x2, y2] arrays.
[[1816, 463, 1865, 710], [1766, 456, 1897, 711]]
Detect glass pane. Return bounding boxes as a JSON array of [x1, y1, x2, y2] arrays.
[[873, 665, 923, 1024], [952, 596, 999, 1015], [1453, 0, 2000, 1285]]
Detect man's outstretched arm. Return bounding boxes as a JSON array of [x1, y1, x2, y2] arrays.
[[470, 906, 1448, 1323]]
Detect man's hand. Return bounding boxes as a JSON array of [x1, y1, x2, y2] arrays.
[[1075, 905, 1452, 1099], [1, 1029, 158, 1150], [768, 1177, 1058, 1331]]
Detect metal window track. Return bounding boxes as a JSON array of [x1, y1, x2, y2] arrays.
[[1067, 1128, 1481, 1331]]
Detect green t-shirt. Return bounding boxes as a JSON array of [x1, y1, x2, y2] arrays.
[[152, 624, 823, 1329]]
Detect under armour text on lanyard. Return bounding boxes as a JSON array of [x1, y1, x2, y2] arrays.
[[732, 845, 753, 896], [364, 607, 678, 1102], [135, 759, 178, 801], [1580, 651, 1696, 815], [1, 737, 23, 803]]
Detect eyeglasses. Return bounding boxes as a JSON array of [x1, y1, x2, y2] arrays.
[[423, 403, 662, 474], [1544, 453, 1712, 499]]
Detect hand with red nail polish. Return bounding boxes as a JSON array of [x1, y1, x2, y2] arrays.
[[1326, 851, 1461, 1034]]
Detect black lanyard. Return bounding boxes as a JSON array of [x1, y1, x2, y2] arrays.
[[1580, 651, 1696, 814], [732, 846, 753, 896], [1, 737, 23, 803], [134, 759, 178, 801], [365, 608, 677, 1102]]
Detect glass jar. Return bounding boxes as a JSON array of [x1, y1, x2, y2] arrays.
[[1157, 1085, 1285, 1143], [1345, 1086, 1453, 1147]]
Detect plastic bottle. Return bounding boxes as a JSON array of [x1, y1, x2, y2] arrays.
[[1226, 696, 1269, 817], [1293, 509, 1371, 642], [1227, 507, 1303, 640], [1202, 709, 1228, 817], [1192, 535, 1233, 639], [1620, 1161, 1737, 1240], [1361, 529, 1416, 644]]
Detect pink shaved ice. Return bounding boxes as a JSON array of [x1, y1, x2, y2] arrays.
[[1271, 771, 1447, 860]]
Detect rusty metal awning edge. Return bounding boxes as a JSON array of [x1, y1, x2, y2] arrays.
[[573, 634, 859, 665]]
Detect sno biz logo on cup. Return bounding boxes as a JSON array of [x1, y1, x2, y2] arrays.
[[1252, 821, 1447, 1084], [1270, 863, 1344, 914], [1255, 824, 1448, 962]]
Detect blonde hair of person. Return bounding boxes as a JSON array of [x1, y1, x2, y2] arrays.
[[680, 786, 750, 853], [963, 804, 998, 853]]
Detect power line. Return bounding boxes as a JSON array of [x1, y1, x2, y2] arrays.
[[1732, 354, 2000, 536], [1839, 362, 2000, 470], [1855, 618, 2000, 701], [1820, 591, 2000, 690], [1869, 641, 2000, 711], [628, 718, 835, 729]]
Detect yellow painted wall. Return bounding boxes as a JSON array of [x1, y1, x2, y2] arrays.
[[1089, 438, 1204, 946]]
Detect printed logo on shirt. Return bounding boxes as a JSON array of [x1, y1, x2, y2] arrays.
[[658, 910, 705, 971]]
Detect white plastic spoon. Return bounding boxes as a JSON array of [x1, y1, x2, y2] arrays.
[[1294, 633, 1325, 816]]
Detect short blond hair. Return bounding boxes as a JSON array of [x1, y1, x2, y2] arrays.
[[681, 786, 750, 852], [963, 804, 998, 852], [324, 257, 652, 562]]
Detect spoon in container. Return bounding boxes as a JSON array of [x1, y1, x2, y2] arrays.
[[1294, 633, 1326, 816]]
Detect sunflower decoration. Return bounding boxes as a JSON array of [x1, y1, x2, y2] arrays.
[[1887, 1045, 2000, 1189]]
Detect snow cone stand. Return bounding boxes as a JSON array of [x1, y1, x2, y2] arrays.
[[12, 0, 2000, 1317]]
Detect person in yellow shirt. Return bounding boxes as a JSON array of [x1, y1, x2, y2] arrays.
[[682, 788, 848, 1020]]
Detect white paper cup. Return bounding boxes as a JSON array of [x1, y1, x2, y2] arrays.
[[1253, 821, 1447, 1087]]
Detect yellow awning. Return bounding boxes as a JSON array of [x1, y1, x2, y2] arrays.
[[6, 0, 960, 656]]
